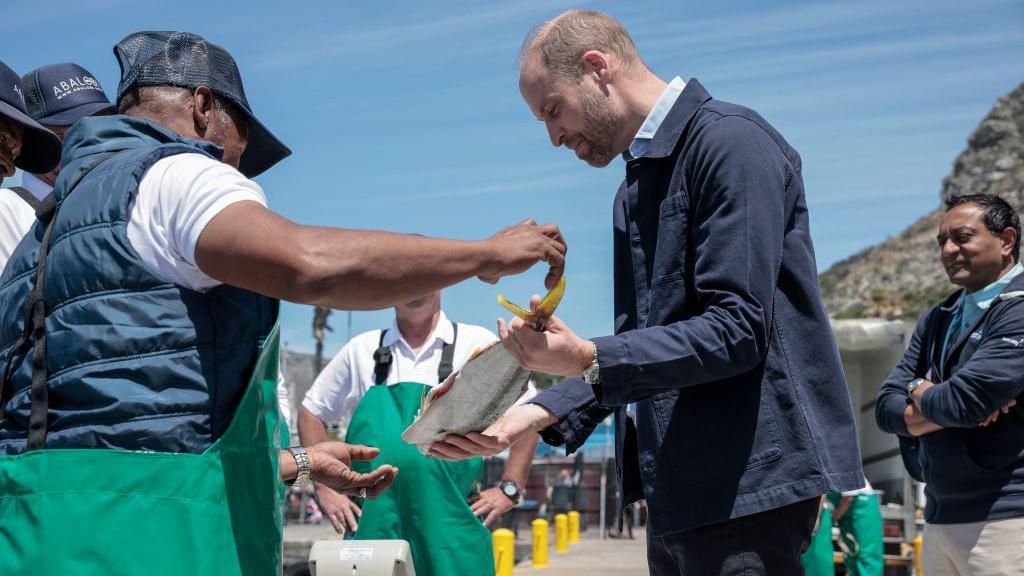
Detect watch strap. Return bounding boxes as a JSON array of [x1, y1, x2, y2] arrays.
[[288, 446, 311, 487]]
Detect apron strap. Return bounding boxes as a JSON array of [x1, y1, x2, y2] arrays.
[[0, 152, 117, 446], [372, 329, 392, 385], [371, 322, 459, 386], [437, 323, 457, 383]]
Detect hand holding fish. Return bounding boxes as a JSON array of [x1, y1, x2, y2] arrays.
[[404, 277, 567, 453], [478, 219, 566, 290], [428, 403, 556, 461], [498, 295, 595, 378]]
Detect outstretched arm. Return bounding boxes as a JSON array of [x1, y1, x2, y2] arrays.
[[196, 202, 565, 310]]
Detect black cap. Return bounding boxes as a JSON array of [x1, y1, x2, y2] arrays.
[[20, 62, 115, 127], [0, 60, 61, 174], [113, 31, 290, 178]]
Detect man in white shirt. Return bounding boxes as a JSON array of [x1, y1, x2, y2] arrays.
[[300, 291, 538, 534], [0, 59, 61, 266]]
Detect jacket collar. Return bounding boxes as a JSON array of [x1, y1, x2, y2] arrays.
[[938, 268, 1024, 374], [938, 266, 1024, 313], [632, 77, 712, 160], [61, 114, 223, 169]]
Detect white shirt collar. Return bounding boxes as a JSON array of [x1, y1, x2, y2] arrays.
[[382, 310, 455, 349], [19, 172, 53, 200], [628, 76, 686, 160]]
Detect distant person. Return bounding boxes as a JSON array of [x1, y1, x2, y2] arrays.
[[547, 468, 574, 517], [299, 290, 538, 576], [430, 9, 864, 575], [876, 194, 1024, 575], [829, 482, 883, 575], [0, 60, 61, 266]]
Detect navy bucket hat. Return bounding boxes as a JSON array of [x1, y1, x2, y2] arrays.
[[20, 62, 115, 127], [113, 31, 290, 178], [0, 60, 61, 174]]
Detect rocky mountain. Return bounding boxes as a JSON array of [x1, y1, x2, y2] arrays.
[[820, 82, 1024, 320]]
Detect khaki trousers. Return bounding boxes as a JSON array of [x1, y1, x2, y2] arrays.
[[922, 516, 1024, 575]]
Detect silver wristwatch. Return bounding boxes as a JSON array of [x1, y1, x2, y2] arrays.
[[288, 446, 311, 487], [907, 378, 927, 397], [582, 342, 601, 387]]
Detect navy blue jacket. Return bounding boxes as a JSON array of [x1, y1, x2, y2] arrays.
[[876, 273, 1024, 524], [532, 79, 864, 536], [0, 116, 276, 454]]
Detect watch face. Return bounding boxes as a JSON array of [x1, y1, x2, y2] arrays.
[[502, 483, 516, 496]]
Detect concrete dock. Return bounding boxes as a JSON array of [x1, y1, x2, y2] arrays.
[[516, 529, 648, 576]]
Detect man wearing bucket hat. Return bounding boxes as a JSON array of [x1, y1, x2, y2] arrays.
[[0, 59, 61, 266], [0, 31, 565, 575]]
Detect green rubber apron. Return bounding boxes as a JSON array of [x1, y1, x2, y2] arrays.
[[0, 324, 286, 575], [800, 499, 834, 576], [347, 381, 495, 576], [828, 492, 884, 576]]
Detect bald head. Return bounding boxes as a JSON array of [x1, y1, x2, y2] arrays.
[[519, 9, 644, 84]]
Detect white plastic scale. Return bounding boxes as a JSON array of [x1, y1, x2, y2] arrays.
[[308, 540, 416, 576]]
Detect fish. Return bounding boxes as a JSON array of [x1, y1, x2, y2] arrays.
[[401, 276, 566, 452]]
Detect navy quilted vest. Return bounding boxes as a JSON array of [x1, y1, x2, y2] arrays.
[[0, 115, 277, 454]]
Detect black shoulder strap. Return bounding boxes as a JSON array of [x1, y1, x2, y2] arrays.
[[9, 187, 41, 212], [372, 329, 392, 385], [8, 187, 57, 222], [436, 323, 457, 384], [0, 152, 117, 447]]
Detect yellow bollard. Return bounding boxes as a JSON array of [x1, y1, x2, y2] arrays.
[[914, 534, 923, 576], [555, 513, 569, 553], [532, 518, 549, 567], [568, 511, 580, 544], [493, 528, 515, 576]]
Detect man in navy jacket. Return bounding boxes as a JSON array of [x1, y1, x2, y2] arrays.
[[876, 194, 1024, 575], [429, 9, 863, 575]]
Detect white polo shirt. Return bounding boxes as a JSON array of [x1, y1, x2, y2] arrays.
[[303, 312, 534, 423]]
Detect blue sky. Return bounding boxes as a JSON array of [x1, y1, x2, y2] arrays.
[[5, 0, 1023, 356]]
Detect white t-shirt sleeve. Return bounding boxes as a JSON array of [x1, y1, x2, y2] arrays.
[[302, 341, 361, 423], [127, 153, 267, 292]]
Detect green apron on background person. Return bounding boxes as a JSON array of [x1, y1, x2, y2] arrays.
[[800, 499, 835, 576], [347, 381, 495, 576], [827, 492, 884, 576], [0, 325, 286, 576]]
